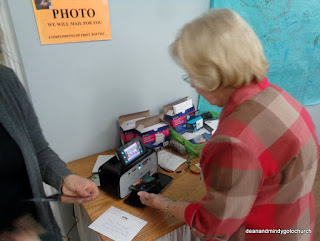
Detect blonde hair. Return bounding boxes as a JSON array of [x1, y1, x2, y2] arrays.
[[170, 8, 269, 91]]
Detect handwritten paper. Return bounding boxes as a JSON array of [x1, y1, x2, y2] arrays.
[[88, 206, 147, 241]]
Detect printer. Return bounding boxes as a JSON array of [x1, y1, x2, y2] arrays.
[[99, 137, 158, 198]]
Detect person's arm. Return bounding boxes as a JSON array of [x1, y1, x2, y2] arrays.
[[138, 192, 189, 221], [184, 137, 263, 240], [139, 135, 263, 240], [8, 69, 98, 200], [62, 174, 99, 203]]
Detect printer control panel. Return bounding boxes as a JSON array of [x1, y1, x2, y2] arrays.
[[119, 151, 158, 198]]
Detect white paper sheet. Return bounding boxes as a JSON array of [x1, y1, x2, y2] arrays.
[[205, 119, 219, 134], [166, 109, 174, 116], [173, 99, 193, 114], [88, 206, 147, 241], [153, 133, 165, 145], [181, 128, 210, 141], [157, 150, 186, 172], [195, 163, 201, 170], [92, 155, 114, 174]]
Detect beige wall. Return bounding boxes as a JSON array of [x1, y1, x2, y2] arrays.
[[7, 0, 206, 162]]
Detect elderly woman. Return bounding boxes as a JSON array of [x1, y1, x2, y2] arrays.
[[138, 9, 319, 241], [0, 30, 99, 240]]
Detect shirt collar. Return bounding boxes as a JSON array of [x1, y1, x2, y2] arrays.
[[219, 77, 270, 123]]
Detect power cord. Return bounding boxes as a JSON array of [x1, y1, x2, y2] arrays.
[[61, 170, 97, 240], [87, 173, 95, 179], [60, 172, 96, 240], [61, 208, 78, 241]]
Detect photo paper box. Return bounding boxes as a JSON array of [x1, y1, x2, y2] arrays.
[[186, 116, 204, 133], [136, 114, 170, 150], [119, 110, 150, 144], [163, 97, 195, 134]]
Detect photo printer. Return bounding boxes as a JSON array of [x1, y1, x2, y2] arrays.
[[99, 137, 158, 198]]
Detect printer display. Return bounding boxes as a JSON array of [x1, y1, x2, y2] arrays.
[[99, 137, 158, 198]]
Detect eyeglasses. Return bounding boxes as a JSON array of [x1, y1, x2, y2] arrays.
[[181, 74, 191, 84]]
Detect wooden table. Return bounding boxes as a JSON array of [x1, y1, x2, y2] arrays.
[[67, 149, 206, 241]]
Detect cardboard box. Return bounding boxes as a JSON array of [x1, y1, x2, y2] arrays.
[[136, 114, 170, 150], [169, 111, 220, 157], [119, 110, 150, 144], [163, 97, 196, 134]]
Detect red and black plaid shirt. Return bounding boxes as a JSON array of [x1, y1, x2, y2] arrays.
[[185, 78, 319, 241]]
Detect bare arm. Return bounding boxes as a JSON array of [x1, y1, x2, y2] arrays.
[[138, 191, 189, 221]]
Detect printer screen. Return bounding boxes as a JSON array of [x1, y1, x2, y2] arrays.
[[123, 141, 143, 163]]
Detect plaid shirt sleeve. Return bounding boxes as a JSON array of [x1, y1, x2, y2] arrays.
[[185, 132, 264, 240], [184, 78, 318, 241]]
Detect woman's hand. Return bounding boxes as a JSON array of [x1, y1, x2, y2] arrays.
[[62, 174, 99, 204], [137, 191, 170, 210], [138, 191, 189, 221]]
